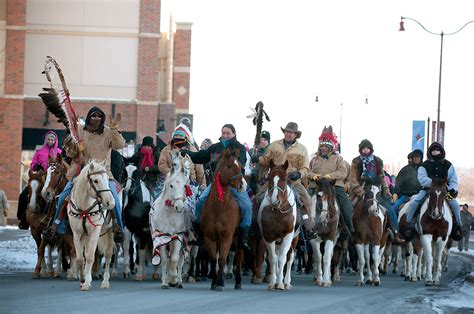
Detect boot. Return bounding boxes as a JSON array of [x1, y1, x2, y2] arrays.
[[238, 226, 252, 251], [388, 217, 405, 245], [450, 222, 463, 241], [192, 221, 203, 246], [402, 220, 417, 241], [114, 229, 125, 243], [42, 223, 58, 242], [18, 211, 29, 230]]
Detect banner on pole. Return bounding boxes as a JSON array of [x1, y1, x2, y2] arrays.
[[430, 121, 445, 147], [412, 120, 425, 153]]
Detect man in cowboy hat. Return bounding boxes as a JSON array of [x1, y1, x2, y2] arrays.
[[254, 122, 316, 238]]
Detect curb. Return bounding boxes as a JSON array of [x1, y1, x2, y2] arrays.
[[451, 251, 474, 283]]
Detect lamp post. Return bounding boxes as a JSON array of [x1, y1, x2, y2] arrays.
[[399, 16, 474, 143]]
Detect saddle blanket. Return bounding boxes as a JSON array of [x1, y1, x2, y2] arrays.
[[151, 229, 189, 266]]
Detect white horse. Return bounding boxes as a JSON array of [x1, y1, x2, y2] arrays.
[[150, 152, 192, 289], [257, 161, 298, 290], [67, 160, 116, 291]]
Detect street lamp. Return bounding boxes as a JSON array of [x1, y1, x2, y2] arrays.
[[399, 16, 474, 143]]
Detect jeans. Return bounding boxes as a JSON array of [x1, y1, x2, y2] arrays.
[[195, 184, 252, 227], [406, 190, 462, 226], [392, 195, 410, 215], [335, 186, 354, 232], [53, 180, 123, 235]]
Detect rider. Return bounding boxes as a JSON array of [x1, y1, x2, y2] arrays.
[[249, 130, 271, 194], [307, 126, 355, 237], [159, 125, 205, 189], [405, 142, 463, 239], [17, 131, 62, 230], [180, 124, 252, 250], [253, 122, 316, 239], [391, 149, 423, 215], [42, 107, 126, 243], [125, 136, 161, 198], [350, 139, 405, 244]]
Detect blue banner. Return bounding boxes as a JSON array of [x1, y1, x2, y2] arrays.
[[412, 120, 425, 153]]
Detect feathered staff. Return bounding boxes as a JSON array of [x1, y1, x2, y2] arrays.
[[38, 56, 82, 157], [247, 101, 270, 149]]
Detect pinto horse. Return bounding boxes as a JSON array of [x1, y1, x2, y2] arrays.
[[201, 147, 245, 291], [150, 152, 193, 289], [257, 160, 298, 290], [352, 178, 385, 286], [309, 177, 340, 287], [418, 177, 452, 286], [67, 161, 116, 291]]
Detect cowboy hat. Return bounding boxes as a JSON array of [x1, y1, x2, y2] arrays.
[[281, 122, 301, 138]]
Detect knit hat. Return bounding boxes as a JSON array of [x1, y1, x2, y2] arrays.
[[261, 131, 271, 142], [281, 122, 301, 138], [142, 136, 154, 147], [318, 125, 338, 150], [46, 133, 56, 141], [358, 139, 374, 154]]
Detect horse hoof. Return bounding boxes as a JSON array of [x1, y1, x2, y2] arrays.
[[410, 277, 417, 282], [356, 281, 364, 287], [372, 281, 380, 287], [67, 274, 76, 281], [425, 281, 434, 286], [322, 282, 331, 288], [177, 283, 183, 289], [211, 284, 217, 290], [214, 286, 225, 292], [284, 283, 292, 290], [234, 284, 242, 290], [80, 283, 91, 291], [123, 272, 130, 279], [100, 283, 110, 289], [251, 277, 263, 284], [404, 276, 409, 281], [267, 283, 275, 290], [152, 273, 160, 281], [187, 276, 196, 283], [380, 271, 387, 275], [225, 273, 233, 279], [392, 270, 398, 274], [53, 272, 61, 278], [32, 272, 41, 279], [365, 280, 372, 285], [111, 271, 118, 278], [400, 272, 405, 277], [274, 283, 284, 290], [161, 284, 170, 289]]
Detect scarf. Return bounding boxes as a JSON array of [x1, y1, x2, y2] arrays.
[[215, 172, 224, 201], [140, 146, 155, 169], [360, 154, 376, 178]]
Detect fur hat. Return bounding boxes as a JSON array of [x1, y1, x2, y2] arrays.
[[318, 125, 338, 150], [261, 131, 271, 142], [358, 139, 374, 154], [142, 136, 154, 147], [281, 122, 301, 138]]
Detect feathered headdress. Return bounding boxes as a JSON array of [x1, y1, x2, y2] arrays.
[[38, 56, 81, 157], [319, 125, 338, 150], [172, 123, 195, 146]]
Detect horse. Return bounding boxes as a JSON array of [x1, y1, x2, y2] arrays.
[[200, 146, 245, 291], [416, 177, 452, 286], [32, 155, 76, 279], [150, 152, 193, 289], [24, 168, 51, 278], [309, 177, 340, 287], [257, 160, 298, 290], [67, 160, 116, 291], [352, 178, 386, 286], [123, 163, 159, 281]]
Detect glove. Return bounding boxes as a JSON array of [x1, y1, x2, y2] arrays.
[[288, 171, 301, 181], [180, 149, 190, 157], [392, 193, 398, 203], [383, 188, 391, 199], [250, 154, 260, 164], [108, 113, 121, 129], [311, 174, 320, 181], [323, 174, 332, 179], [446, 189, 458, 200]]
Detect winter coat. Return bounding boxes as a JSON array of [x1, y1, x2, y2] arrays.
[[185, 137, 247, 176], [461, 210, 473, 231], [258, 139, 309, 184], [124, 145, 161, 188], [308, 152, 347, 188], [393, 164, 422, 196], [66, 126, 125, 181], [30, 131, 62, 172], [418, 143, 457, 191], [158, 144, 205, 187], [350, 155, 388, 195], [0, 189, 9, 225]]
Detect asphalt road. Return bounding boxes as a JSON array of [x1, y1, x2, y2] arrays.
[[0, 251, 472, 313]]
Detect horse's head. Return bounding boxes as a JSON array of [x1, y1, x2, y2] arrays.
[[164, 160, 190, 213], [266, 160, 289, 208], [27, 168, 45, 213], [43, 154, 68, 201], [217, 147, 243, 190], [427, 177, 448, 219], [84, 161, 115, 210], [124, 163, 137, 193], [313, 177, 337, 224], [171, 151, 192, 182], [362, 177, 381, 215]]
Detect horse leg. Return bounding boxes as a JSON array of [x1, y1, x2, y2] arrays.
[[33, 238, 47, 279], [310, 239, 322, 285], [234, 249, 243, 290], [176, 246, 186, 288], [81, 232, 100, 291], [433, 239, 445, 285], [225, 250, 235, 279], [274, 234, 293, 290], [251, 237, 264, 284], [99, 232, 114, 289], [168, 241, 181, 287], [72, 234, 85, 285], [420, 235, 433, 285], [283, 240, 297, 290], [187, 245, 197, 283], [363, 244, 373, 284], [393, 245, 400, 274], [371, 245, 381, 286], [204, 239, 218, 290], [355, 243, 365, 286], [215, 237, 233, 291], [322, 240, 335, 287], [135, 244, 147, 281], [159, 246, 169, 288], [264, 241, 277, 290], [67, 241, 78, 281]]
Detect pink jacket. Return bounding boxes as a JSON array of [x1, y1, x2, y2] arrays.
[[30, 131, 62, 171]]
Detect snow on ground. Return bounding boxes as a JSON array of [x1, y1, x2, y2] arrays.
[[431, 280, 474, 313], [0, 226, 37, 272]]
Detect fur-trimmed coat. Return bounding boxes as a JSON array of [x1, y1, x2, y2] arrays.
[[308, 152, 347, 188], [350, 155, 388, 196]]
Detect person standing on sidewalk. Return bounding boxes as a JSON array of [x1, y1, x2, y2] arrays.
[[0, 189, 9, 226], [458, 204, 472, 252]]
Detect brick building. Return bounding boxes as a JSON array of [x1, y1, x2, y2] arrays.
[[0, 0, 193, 206]]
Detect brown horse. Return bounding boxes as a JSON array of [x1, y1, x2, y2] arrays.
[[309, 177, 340, 287], [201, 147, 244, 291], [352, 178, 386, 286], [34, 155, 76, 280], [257, 160, 298, 290]]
